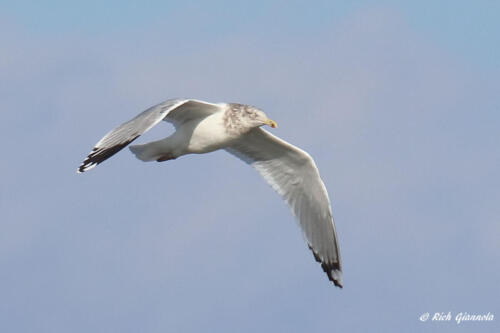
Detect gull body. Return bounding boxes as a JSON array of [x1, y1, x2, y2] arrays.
[[130, 105, 246, 160]]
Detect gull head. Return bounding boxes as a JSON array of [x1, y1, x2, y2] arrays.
[[243, 107, 278, 129], [226, 103, 278, 135]]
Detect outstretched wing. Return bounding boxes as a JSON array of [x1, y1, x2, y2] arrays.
[[77, 99, 222, 173], [226, 128, 342, 287]]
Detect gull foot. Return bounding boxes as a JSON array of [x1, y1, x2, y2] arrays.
[[156, 153, 176, 162]]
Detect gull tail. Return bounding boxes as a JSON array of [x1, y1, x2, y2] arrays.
[[129, 144, 159, 162]]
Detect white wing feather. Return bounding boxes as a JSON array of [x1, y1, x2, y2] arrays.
[[226, 128, 342, 287], [77, 99, 221, 172]]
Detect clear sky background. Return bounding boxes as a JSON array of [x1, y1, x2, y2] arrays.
[[1, 1, 499, 332]]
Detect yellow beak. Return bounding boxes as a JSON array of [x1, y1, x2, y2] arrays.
[[266, 119, 278, 128]]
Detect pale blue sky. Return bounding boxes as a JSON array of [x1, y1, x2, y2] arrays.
[[1, 1, 499, 332]]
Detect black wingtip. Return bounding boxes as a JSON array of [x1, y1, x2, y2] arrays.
[[309, 245, 343, 288], [77, 135, 139, 173], [77, 161, 95, 173]]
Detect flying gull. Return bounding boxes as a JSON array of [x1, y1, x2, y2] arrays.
[[78, 99, 342, 287]]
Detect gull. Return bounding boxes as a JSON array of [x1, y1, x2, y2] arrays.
[[78, 99, 342, 287]]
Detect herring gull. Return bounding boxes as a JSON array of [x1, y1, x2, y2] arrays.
[[78, 99, 342, 287]]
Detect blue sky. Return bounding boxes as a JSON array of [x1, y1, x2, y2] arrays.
[[1, 1, 499, 332]]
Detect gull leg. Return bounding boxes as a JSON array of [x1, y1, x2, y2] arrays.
[[156, 153, 176, 162]]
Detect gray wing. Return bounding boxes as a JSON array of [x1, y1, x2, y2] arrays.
[[226, 128, 342, 287], [78, 99, 221, 173]]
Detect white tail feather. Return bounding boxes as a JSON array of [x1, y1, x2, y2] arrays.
[[129, 144, 159, 162]]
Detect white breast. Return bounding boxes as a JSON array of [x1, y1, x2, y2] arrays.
[[182, 111, 235, 154]]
